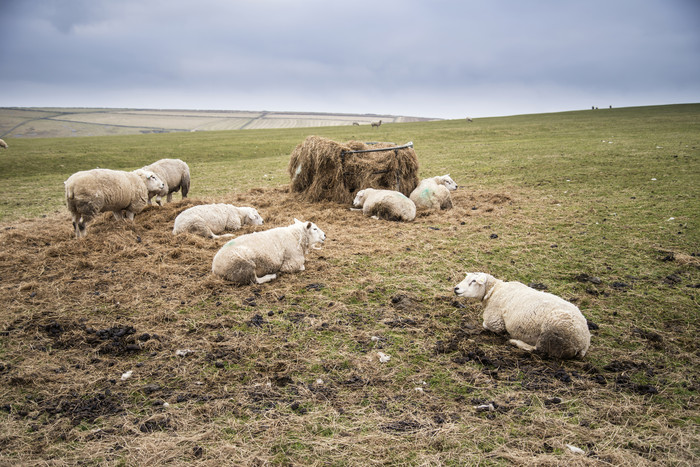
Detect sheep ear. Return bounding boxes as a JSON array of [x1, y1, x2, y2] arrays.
[[306, 222, 312, 229], [476, 274, 487, 285]]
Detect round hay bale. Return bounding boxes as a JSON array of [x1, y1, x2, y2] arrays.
[[288, 136, 419, 204]]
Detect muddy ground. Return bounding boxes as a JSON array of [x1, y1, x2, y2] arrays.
[[0, 187, 697, 465]]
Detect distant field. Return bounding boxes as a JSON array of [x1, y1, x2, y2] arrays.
[[0, 107, 437, 138], [0, 104, 698, 465]]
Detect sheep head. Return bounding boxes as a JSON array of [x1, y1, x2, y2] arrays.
[[352, 189, 368, 207], [454, 272, 491, 299], [243, 207, 264, 226], [298, 220, 326, 250], [135, 169, 166, 193], [439, 174, 458, 191]]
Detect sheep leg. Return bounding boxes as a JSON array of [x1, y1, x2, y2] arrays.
[[191, 223, 221, 239], [508, 339, 536, 352], [113, 211, 124, 221], [281, 258, 305, 273], [166, 193, 173, 203], [125, 211, 135, 221], [255, 273, 277, 284]]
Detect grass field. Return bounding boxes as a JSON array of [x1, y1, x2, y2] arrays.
[[0, 108, 433, 139], [0, 104, 698, 465]]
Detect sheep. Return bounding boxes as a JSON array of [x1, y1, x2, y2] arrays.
[[352, 188, 416, 222], [64, 168, 165, 238], [173, 204, 263, 239], [454, 272, 591, 359], [409, 174, 458, 211], [212, 219, 326, 285], [352, 122, 360, 126], [141, 158, 191, 205], [0, 139, 8, 149], [371, 120, 382, 128]]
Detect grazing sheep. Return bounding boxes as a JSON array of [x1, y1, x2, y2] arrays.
[[409, 174, 458, 211], [212, 219, 326, 285], [0, 139, 7, 149], [141, 158, 190, 205], [454, 272, 590, 359], [173, 204, 263, 239], [371, 120, 382, 128], [353, 188, 416, 222], [352, 122, 360, 126], [466, 117, 473, 122], [64, 168, 165, 238]]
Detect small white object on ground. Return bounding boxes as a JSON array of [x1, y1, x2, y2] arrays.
[[377, 352, 391, 363], [566, 444, 585, 454], [474, 403, 495, 412]]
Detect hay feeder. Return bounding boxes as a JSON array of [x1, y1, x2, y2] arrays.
[[288, 135, 419, 203]]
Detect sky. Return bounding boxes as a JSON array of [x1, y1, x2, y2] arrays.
[[1, 0, 699, 119]]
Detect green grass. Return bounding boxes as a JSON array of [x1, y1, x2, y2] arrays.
[[0, 104, 698, 465]]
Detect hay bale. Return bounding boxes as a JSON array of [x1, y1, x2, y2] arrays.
[[288, 136, 419, 204]]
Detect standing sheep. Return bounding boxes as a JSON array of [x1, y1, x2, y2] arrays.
[[454, 272, 591, 359], [141, 158, 191, 205], [409, 174, 458, 211], [0, 139, 8, 149], [371, 120, 382, 128], [64, 168, 165, 238], [173, 204, 263, 239], [212, 219, 326, 285], [353, 188, 416, 222]]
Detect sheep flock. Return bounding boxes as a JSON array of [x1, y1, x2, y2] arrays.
[[59, 146, 593, 359]]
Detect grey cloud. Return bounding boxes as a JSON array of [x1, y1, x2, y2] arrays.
[[1, 0, 698, 118]]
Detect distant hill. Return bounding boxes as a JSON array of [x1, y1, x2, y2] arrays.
[[0, 107, 440, 138]]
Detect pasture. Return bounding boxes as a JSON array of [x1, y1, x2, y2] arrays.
[[0, 104, 698, 465], [0, 108, 433, 139]]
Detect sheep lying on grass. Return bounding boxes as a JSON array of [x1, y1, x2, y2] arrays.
[[410, 174, 458, 210], [454, 272, 591, 359], [142, 158, 190, 205], [212, 219, 326, 285], [64, 168, 164, 238], [353, 188, 416, 222], [0, 139, 8, 149], [173, 204, 263, 239]]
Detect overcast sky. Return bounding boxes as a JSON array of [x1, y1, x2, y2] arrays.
[[1, 0, 699, 119]]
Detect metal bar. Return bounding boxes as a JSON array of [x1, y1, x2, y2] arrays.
[[340, 141, 413, 156]]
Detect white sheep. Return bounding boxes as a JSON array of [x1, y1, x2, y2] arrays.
[[173, 204, 263, 239], [371, 120, 382, 128], [212, 219, 326, 285], [454, 272, 591, 359], [409, 174, 458, 211], [141, 158, 191, 205], [64, 168, 165, 238], [0, 139, 8, 149], [353, 188, 416, 222]]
